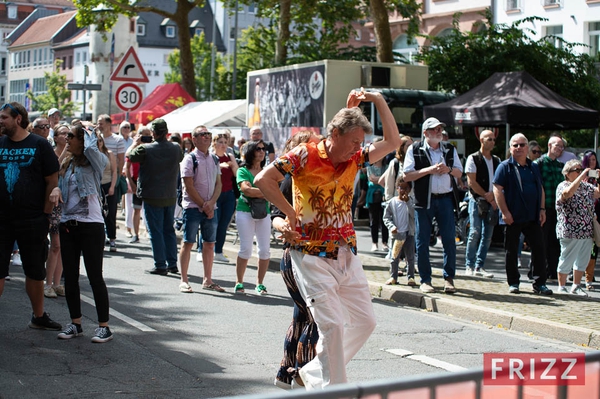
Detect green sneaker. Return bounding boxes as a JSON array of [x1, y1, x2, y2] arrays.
[[234, 283, 245, 294], [256, 284, 268, 295]]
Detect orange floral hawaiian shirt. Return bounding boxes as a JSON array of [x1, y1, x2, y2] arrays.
[[273, 140, 369, 259]]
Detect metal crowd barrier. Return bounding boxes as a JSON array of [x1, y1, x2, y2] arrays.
[[218, 351, 600, 399]]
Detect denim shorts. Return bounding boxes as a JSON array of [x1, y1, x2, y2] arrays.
[[183, 207, 217, 243]]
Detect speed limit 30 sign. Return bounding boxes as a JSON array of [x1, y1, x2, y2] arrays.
[[115, 83, 143, 112]]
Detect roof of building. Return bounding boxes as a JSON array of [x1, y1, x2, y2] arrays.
[[9, 10, 76, 47], [13, 0, 74, 6], [53, 28, 88, 49]]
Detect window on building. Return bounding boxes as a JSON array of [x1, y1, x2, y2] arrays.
[[590, 22, 600, 57], [248, 4, 256, 13], [195, 27, 204, 36], [369, 32, 375, 42], [7, 5, 17, 19], [543, 0, 561, 6], [0, 85, 5, 102], [62, 57, 67, 69], [27, 50, 30, 67], [355, 29, 362, 41], [393, 34, 419, 64], [1, 57, 5, 75], [506, 0, 521, 11], [83, 52, 87, 63], [545, 25, 563, 48], [33, 50, 37, 66], [33, 77, 47, 96], [137, 23, 146, 36], [166, 26, 175, 38], [9, 79, 28, 104], [76, 53, 81, 65]]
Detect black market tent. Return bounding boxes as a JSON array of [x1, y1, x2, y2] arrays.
[[423, 71, 600, 130]]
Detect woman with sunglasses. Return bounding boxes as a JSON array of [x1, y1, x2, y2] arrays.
[[528, 141, 542, 161], [56, 125, 113, 342], [555, 159, 600, 297], [582, 150, 600, 291], [234, 139, 270, 294]]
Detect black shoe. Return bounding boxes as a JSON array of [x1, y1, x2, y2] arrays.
[[168, 267, 179, 274], [29, 312, 62, 331], [91, 326, 113, 343], [147, 268, 168, 276], [532, 284, 553, 295]]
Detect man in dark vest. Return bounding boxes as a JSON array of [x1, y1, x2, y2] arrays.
[[404, 117, 463, 294], [464, 130, 500, 278]]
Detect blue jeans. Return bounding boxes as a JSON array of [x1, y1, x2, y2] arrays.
[[143, 203, 178, 269], [465, 197, 495, 270], [215, 190, 236, 253], [183, 207, 217, 243], [415, 195, 456, 284]]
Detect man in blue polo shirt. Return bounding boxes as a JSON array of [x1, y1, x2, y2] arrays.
[[493, 133, 553, 295]]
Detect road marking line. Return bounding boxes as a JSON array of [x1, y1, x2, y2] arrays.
[[81, 294, 156, 332], [384, 349, 467, 372]]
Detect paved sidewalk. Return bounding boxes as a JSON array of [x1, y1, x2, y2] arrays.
[[117, 215, 600, 349]]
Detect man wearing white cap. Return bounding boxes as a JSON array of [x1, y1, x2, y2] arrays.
[[403, 117, 463, 294]]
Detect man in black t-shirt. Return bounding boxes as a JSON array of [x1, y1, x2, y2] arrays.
[[0, 102, 62, 331], [250, 125, 275, 163]]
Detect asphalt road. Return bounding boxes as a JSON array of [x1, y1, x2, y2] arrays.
[[0, 227, 593, 399]]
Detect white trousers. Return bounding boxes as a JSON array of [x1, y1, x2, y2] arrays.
[[236, 211, 271, 260], [124, 193, 134, 229], [291, 247, 377, 390]]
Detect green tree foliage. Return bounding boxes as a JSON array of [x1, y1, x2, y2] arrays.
[[164, 33, 230, 101], [27, 60, 76, 116], [416, 11, 600, 112], [73, 0, 203, 100]]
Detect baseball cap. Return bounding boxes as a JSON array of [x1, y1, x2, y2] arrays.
[[422, 117, 446, 132], [151, 118, 168, 133], [48, 108, 60, 116]]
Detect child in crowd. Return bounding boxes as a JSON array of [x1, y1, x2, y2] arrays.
[[383, 174, 416, 286]]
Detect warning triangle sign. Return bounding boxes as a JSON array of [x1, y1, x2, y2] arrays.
[[110, 46, 149, 83]]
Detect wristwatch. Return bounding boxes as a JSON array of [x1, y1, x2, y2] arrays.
[[448, 166, 453, 175]]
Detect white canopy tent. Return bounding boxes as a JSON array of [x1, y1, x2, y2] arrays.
[[159, 99, 247, 134]]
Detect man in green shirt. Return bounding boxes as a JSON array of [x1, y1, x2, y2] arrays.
[[534, 134, 565, 280]]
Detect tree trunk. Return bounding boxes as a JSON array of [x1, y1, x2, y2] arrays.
[[175, 2, 197, 99], [276, 0, 292, 65], [369, 0, 393, 63]]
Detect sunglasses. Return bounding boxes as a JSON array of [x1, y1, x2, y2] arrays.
[[193, 132, 212, 138], [484, 138, 495, 142], [511, 143, 527, 148], [569, 168, 584, 174], [0, 103, 19, 115], [34, 124, 50, 129], [531, 150, 542, 155], [255, 147, 266, 152]]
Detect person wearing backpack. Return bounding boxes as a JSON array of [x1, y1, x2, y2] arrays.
[[177, 128, 223, 293]]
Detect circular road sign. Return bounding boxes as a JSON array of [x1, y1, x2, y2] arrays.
[[115, 83, 143, 112]]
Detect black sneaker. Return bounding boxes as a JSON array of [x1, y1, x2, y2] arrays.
[[147, 268, 168, 276], [91, 326, 113, 343], [167, 267, 179, 274], [532, 284, 553, 295], [57, 323, 83, 340], [28, 312, 62, 331]]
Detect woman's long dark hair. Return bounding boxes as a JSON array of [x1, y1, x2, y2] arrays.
[[59, 125, 89, 176], [241, 139, 266, 169], [583, 150, 597, 169]]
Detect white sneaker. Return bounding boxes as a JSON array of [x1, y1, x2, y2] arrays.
[[464, 268, 474, 276], [474, 268, 494, 278], [44, 286, 57, 298], [213, 253, 230, 263], [196, 252, 203, 262], [570, 285, 588, 297], [557, 286, 569, 294], [420, 282, 435, 293], [11, 253, 22, 266], [370, 244, 378, 252]]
